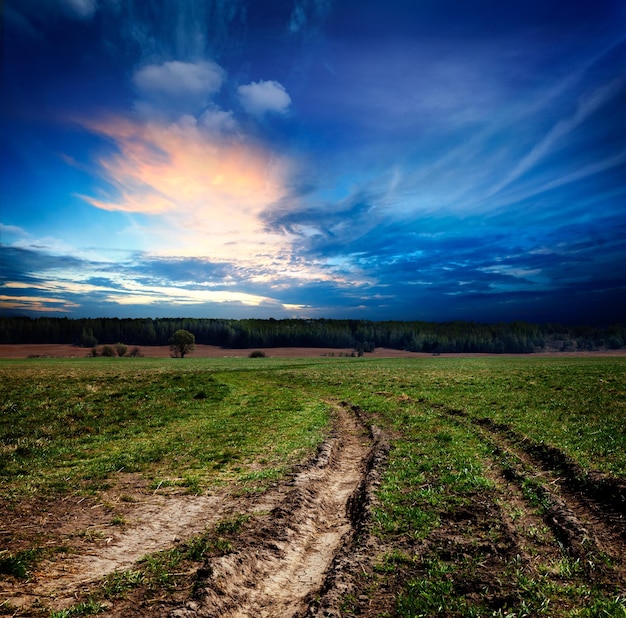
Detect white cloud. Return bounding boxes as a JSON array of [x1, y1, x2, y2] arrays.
[[0, 223, 29, 240], [199, 107, 238, 135], [238, 80, 292, 117], [133, 60, 225, 115], [78, 114, 294, 259]]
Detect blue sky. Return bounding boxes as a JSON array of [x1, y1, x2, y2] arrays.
[[1, 0, 625, 323]]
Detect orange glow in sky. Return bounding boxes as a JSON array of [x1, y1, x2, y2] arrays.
[[80, 115, 294, 263]]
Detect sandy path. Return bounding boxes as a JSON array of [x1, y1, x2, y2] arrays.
[[4, 493, 232, 610], [2, 405, 375, 618], [168, 404, 374, 618]]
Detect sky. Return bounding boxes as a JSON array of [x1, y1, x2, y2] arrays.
[[1, 0, 625, 324]]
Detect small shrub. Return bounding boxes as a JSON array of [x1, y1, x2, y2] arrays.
[[115, 343, 128, 357], [128, 346, 143, 357], [79, 328, 98, 348], [100, 345, 116, 357], [249, 350, 267, 358]]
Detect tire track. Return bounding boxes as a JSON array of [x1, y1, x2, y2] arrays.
[[167, 403, 379, 618], [444, 407, 626, 584], [2, 404, 382, 618], [1, 491, 235, 613]]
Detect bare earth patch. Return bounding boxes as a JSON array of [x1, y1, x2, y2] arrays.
[[2, 343, 625, 359], [1, 405, 385, 617], [1, 480, 234, 611]]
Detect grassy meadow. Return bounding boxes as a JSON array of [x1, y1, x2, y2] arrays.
[[1, 355, 625, 616]]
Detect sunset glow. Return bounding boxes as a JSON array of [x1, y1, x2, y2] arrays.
[[2, 1, 625, 322]]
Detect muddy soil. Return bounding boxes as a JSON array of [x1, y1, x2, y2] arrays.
[[447, 407, 626, 584], [2, 393, 624, 616], [1, 405, 384, 617], [331, 404, 626, 617]]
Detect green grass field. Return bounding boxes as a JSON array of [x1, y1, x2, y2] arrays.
[[1, 355, 625, 617], [0, 357, 330, 502]]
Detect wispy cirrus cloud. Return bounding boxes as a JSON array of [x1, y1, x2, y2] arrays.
[[99, 0, 248, 64], [288, 0, 332, 35], [490, 73, 626, 197], [59, 0, 97, 19]]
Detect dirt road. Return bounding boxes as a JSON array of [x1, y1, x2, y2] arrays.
[[2, 405, 385, 617]]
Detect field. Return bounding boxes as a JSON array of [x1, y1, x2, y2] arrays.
[[1, 355, 625, 617]]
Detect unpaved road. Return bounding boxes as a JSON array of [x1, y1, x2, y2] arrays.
[[178, 404, 374, 618], [1, 405, 380, 617], [2, 393, 624, 616]]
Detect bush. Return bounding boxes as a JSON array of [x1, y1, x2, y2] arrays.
[[115, 343, 128, 357], [248, 350, 267, 358], [128, 346, 143, 357], [100, 345, 116, 357]]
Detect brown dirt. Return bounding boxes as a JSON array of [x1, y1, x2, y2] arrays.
[[0, 344, 377, 359], [1, 480, 234, 611], [166, 404, 375, 618], [2, 343, 626, 359], [447, 408, 626, 583], [0, 405, 384, 617]]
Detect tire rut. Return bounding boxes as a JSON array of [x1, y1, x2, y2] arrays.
[[444, 407, 626, 583], [2, 492, 234, 612], [165, 403, 377, 618], [3, 404, 382, 618]]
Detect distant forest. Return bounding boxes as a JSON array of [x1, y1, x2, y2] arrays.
[[1, 317, 625, 354]]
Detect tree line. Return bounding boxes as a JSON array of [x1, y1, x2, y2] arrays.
[[1, 316, 624, 354]]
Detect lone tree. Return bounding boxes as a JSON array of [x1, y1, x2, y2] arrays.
[[169, 329, 196, 358]]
